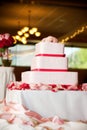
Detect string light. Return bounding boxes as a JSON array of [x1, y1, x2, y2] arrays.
[[60, 25, 87, 43]]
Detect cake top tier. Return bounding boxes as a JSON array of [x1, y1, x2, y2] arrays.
[[35, 36, 64, 55]]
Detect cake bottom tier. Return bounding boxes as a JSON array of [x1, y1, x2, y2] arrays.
[[6, 90, 87, 121], [22, 71, 78, 85]]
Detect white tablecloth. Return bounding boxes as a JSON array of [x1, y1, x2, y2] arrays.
[[0, 67, 16, 100], [6, 90, 87, 121]]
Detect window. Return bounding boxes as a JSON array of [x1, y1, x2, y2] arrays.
[[0, 44, 35, 66], [65, 47, 87, 69], [0, 44, 87, 69]]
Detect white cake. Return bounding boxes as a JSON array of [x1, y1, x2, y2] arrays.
[[22, 71, 78, 85], [31, 56, 68, 71], [35, 41, 64, 55], [22, 37, 78, 86]]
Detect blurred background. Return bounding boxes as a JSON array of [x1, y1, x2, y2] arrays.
[[0, 0, 87, 45], [0, 0, 87, 83]]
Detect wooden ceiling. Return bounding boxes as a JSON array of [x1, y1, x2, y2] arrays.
[[0, 0, 87, 47]]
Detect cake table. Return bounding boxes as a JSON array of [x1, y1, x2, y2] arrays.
[[6, 89, 87, 121], [0, 67, 16, 100]]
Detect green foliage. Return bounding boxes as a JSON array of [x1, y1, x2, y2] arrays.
[[68, 48, 87, 69], [0, 48, 5, 52]]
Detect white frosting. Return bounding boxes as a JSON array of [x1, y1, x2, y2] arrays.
[[22, 71, 78, 85], [31, 56, 68, 70], [29, 39, 78, 86], [35, 42, 64, 55]]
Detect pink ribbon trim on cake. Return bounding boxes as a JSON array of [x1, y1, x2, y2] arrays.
[[31, 69, 68, 71], [36, 54, 65, 57]]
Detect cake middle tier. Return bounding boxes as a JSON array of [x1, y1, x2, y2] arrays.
[[31, 56, 68, 71], [22, 71, 78, 85]]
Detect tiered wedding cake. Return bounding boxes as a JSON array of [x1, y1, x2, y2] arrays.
[[22, 36, 78, 86]]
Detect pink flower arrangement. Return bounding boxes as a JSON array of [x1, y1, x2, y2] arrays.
[[0, 33, 15, 66], [0, 33, 14, 52]]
